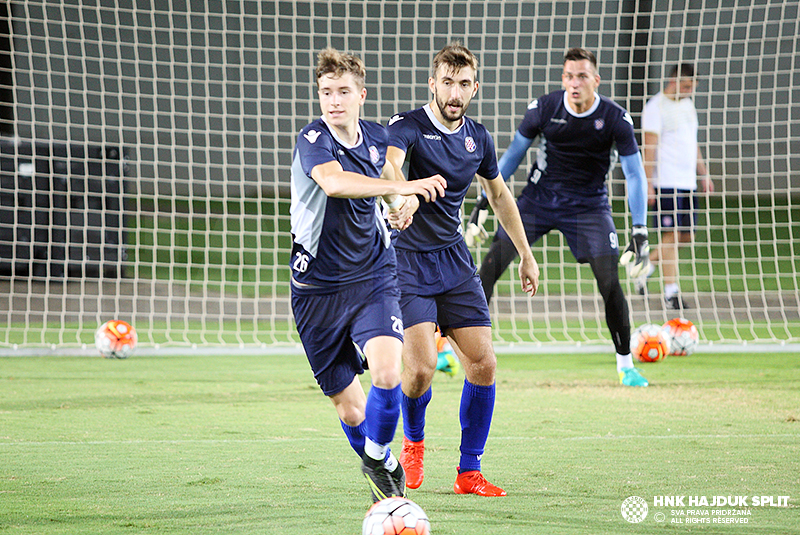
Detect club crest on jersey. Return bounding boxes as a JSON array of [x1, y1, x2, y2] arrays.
[[464, 136, 476, 153], [304, 129, 321, 143], [594, 119, 605, 130], [369, 145, 380, 164]]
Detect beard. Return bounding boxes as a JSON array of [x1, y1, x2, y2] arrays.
[[434, 91, 470, 123]]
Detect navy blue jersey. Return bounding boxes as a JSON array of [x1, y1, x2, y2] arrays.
[[387, 104, 500, 252], [518, 90, 639, 200], [290, 118, 393, 288]]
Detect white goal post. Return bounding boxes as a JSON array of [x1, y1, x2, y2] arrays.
[[0, 1, 797, 353]]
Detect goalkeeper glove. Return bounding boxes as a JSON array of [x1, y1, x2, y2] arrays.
[[619, 225, 651, 278], [464, 195, 490, 247]]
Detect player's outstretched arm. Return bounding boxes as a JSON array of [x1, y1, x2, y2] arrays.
[[378, 157, 412, 230], [397, 175, 446, 202], [311, 160, 446, 201], [479, 174, 539, 296], [386, 195, 419, 231], [384, 145, 421, 231]]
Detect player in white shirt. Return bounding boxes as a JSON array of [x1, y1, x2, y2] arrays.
[[640, 63, 713, 309]]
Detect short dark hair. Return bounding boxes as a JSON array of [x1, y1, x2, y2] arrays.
[[315, 47, 366, 88], [563, 48, 597, 69], [432, 41, 479, 78], [669, 63, 695, 79]]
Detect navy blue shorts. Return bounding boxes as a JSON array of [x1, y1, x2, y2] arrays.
[[291, 274, 403, 397], [396, 241, 491, 332], [497, 190, 620, 263], [652, 188, 698, 231]]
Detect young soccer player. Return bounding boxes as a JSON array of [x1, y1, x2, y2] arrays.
[[385, 42, 539, 496], [469, 48, 651, 387], [290, 47, 446, 502]]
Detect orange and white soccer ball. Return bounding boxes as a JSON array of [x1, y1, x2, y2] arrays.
[[631, 323, 670, 363], [363, 497, 430, 535], [95, 320, 137, 359], [662, 317, 699, 356]]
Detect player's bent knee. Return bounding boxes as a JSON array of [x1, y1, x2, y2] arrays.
[[458, 348, 497, 385], [329, 380, 367, 426], [402, 360, 436, 387], [364, 336, 403, 388], [462, 364, 496, 387], [338, 408, 365, 428], [370, 368, 401, 390], [459, 347, 496, 366]]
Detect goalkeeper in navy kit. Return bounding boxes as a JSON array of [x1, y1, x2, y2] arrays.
[[470, 48, 651, 387]]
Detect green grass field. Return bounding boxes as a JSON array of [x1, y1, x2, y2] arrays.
[[2, 351, 799, 534]]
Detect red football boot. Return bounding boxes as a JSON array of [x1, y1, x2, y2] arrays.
[[399, 438, 425, 489], [454, 468, 507, 496]]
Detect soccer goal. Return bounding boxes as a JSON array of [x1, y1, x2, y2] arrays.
[[0, 1, 797, 353]]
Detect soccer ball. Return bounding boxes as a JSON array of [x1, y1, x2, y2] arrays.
[[363, 497, 430, 535], [95, 320, 137, 359], [631, 323, 670, 363], [662, 317, 699, 356]]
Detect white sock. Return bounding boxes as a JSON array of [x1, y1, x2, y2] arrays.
[[616, 352, 634, 372], [664, 283, 679, 298], [364, 437, 388, 462], [384, 451, 398, 472]]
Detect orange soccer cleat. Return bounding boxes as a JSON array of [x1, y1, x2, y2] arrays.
[[399, 437, 425, 489], [453, 468, 507, 497]]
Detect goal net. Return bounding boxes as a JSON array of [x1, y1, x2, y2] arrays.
[[1, 0, 798, 353]]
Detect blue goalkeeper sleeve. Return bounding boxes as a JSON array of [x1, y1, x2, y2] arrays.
[[620, 152, 648, 227], [497, 131, 535, 186]]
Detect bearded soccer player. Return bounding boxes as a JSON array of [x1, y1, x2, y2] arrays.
[[385, 42, 540, 496], [471, 48, 651, 387], [290, 47, 446, 502]]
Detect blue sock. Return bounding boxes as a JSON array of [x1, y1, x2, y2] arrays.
[[342, 419, 397, 468], [365, 384, 401, 450], [401, 387, 432, 442], [458, 379, 495, 473], [340, 420, 367, 457]]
